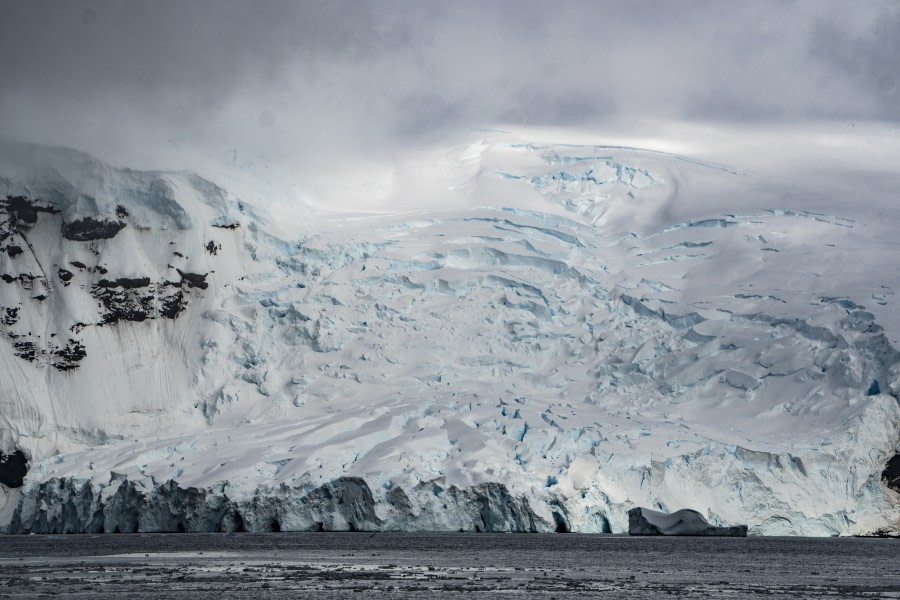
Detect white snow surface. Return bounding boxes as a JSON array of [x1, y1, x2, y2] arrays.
[[1, 125, 899, 535]]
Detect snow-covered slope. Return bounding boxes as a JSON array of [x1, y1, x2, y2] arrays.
[[0, 129, 898, 536]]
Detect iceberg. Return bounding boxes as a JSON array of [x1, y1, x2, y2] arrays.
[[628, 507, 748, 537]]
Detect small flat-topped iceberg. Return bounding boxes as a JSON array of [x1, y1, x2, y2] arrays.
[[628, 507, 747, 537]]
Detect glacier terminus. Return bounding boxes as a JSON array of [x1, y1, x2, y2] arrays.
[[0, 127, 898, 537]]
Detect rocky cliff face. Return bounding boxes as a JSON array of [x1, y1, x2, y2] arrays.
[[0, 135, 898, 535], [0, 451, 27, 488]]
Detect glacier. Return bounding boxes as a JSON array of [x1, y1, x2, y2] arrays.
[[0, 129, 898, 536]]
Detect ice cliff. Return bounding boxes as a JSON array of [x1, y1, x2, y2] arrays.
[[0, 133, 898, 535]]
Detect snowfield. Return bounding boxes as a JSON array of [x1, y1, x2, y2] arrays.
[[0, 125, 898, 535]]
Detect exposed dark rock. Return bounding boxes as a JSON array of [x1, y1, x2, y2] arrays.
[[91, 283, 155, 324], [884, 453, 900, 494], [205, 240, 221, 256], [62, 217, 126, 241], [0, 450, 28, 488], [2, 307, 18, 326], [13, 340, 38, 361], [1, 274, 13, 283], [97, 277, 151, 290], [90, 276, 191, 324], [177, 269, 209, 290], [211, 216, 240, 229], [628, 507, 747, 536], [57, 268, 73, 283], [115, 205, 128, 218], [0, 198, 59, 262], [158, 289, 187, 319], [53, 338, 87, 371], [859, 528, 900, 538], [1, 195, 60, 228], [69, 261, 87, 269]]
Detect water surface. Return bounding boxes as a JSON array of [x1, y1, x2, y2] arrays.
[[0, 533, 897, 598]]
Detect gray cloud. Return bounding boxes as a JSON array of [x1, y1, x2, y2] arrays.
[[0, 0, 897, 167], [811, 6, 900, 119]]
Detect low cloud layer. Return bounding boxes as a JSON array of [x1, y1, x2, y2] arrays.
[[1, 0, 898, 167]]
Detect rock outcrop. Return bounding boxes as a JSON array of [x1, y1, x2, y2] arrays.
[[884, 453, 900, 494], [0, 451, 27, 488]]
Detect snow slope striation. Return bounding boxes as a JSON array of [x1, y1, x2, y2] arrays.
[[0, 130, 898, 536]]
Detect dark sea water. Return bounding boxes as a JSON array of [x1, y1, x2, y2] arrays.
[[0, 533, 897, 598]]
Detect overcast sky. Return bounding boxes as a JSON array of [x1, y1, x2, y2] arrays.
[[1, 1, 898, 166]]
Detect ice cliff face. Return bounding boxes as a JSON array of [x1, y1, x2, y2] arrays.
[[0, 135, 898, 536]]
